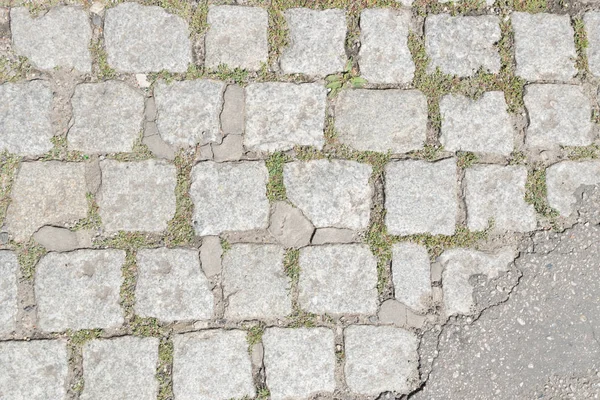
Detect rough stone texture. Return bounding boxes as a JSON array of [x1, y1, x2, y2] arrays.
[[222, 244, 291, 319], [35, 250, 125, 332], [344, 325, 420, 395], [268, 201, 314, 248], [212, 134, 244, 162], [205, 5, 268, 71], [512, 13, 577, 81], [284, 160, 372, 230], [298, 244, 378, 314], [104, 2, 192, 73], [33, 226, 93, 252], [5, 162, 88, 242], [11, 6, 92, 72], [69, 81, 145, 153], [425, 14, 501, 77], [280, 8, 347, 76], [173, 330, 255, 400], [262, 328, 336, 400], [200, 236, 222, 277], [335, 89, 427, 153], [0, 340, 68, 400], [392, 242, 431, 314], [385, 159, 458, 236], [524, 84, 593, 148], [439, 92, 514, 155], [142, 128, 176, 160], [0, 81, 53, 155], [245, 82, 327, 151], [0, 8, 9, 38], [135, 248, 213, 322], [546, 161, 600, 216], [98, 160, 177, 232], [359, 8, 414, 84], [0, 251, 18, 335], [311, 228, 356, 244], [221, 85, 245, 135], [190, 161, 269, 235], [81, 337, 159, 400], [155, 80, 226, 147], [585, 12, 600, 77]]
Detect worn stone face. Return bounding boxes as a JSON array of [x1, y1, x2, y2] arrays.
[[221, 85, 245, 135], [212, 134, 244, 162], [245, 82, 327, 151], [262, 328, 336, 400], [104, 2, 192, 73], [200, 236, 222, 277], [268, 201, 314, 248], [33, 226, 93, 252], [585, 12, 600, 77], [0, 251, 18, 335], [546, 161, 600, 216], [311, 228, 356, 244], [392, 243, 432, 314]]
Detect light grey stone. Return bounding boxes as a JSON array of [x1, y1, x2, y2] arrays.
[[196, 144, 213, 161], [385, 159, 458, 236], [378, 299, 408, 326], [173, 330, 255, 400], [262, 328, 336, 400], [104, 2, 192, 73], [268, 201, 314, 248], [245, 82, 327, 151], [82, 337, 159, 400], [335, 89, 427, 153], [344, 325, 420, 395], [33, 226, 92, 252], [284, 160, 372, 230], [440, 92, 514, 155], [205, 5, 268, 70], [0, 81, 53, 155], [222, 244, 291, 319], [5, 162, 88, 242], [546, 161, 600, 216], [221, 84, 245, 135], [35, 249, 125, 332], [251, 342, 263, 367], [69, 81, 145, 153], [98, 160, 177, 232], [142, 128, 176, 160], [200, 236, 222, 277], [311, 227, 355, 244], [298, 244, 378, 314], [212, 134, 244, 162], [425, 14, 501, 77], [392, 242, 431, 313], [524, 84, 593, 148], [190, 161, 269, 235], [0, 251, 18, 335], [359, 8, 414, 84], [280, 8, 346, 76], [85, 159, 102, 194], [512, 13, 577, 81], [11, 6, 91, 72], [0, 340, 68, 400], [585, 12, 600, 77]]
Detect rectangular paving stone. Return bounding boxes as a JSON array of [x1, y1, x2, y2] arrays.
[[585, 12, 600, 77], [546, 161, 600, 216], [221, 84, 245, 135], [0, 251, 18, 335], [392, 243, 431, 314]]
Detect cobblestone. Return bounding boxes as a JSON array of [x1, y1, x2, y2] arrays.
[[585, 12, 600, 77], [221, 84, 245, 135], [268, 201, 314, 248], [199, 236, 222, 277], [33, 226, 92, 252], [546, 161, 600, 216], [0, 251, 18, 335], [392, 242, 431, 313]]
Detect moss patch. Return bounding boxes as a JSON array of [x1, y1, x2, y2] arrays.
[[0, 56, 33, 83], [365, 204, 394, 295], [73, 193, 102, 231], [457, 151, 478, 169], [565, 144, 600, 160], [90, 39, 117, 81], [283, 248, 300, 283], [246, 324, 265, 352], [287, 307, 318, 328]]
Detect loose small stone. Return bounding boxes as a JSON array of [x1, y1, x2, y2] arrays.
[[268, 201, 314, 248], [33, 226, 92, 252], [200, 236, 222, 277], [212, 134, 244, 162], [585, 12, 600, 77], [0, 251, 18, 335], [392, 242, 432, 313], [378, 299, 408, 326], [311, 227, 356, 244], [221, 84, 245, 135], [546, 161, 600, 216]]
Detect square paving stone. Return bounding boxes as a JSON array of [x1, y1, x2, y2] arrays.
[[392, 243, 431, 314], [82, 337, 159, 400], [0, 251, 18, 335], [190, 161, 269, 235], [173, 330, 255, 400], [425, 14, 501, 77], [335, 89, 427, 153], [262, 328, 335, 400], [35, 250, 125, 332], [245, 82, 327, 151], [585, 12, 600, 77], [284, 159, 372, 230], [205, 5, 268, 71], [280, 8, 347, 76], [385, 159, 458, 236], [135, 248, 214, 322], [298, 244, 378, 315], [104, 2, 192, 73], [546, 161, 600, 217], [98, 160, 177, 232]]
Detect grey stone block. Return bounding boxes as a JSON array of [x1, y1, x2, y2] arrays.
[[311, 227, 355, 244], [221, 84, 245, 135], [392, 242, 431, 313], [546, 161, 600, 216], [0, 251, 18, 335], [200, 236, 222, 277], [33, 226, 93, 252], [585, 12, 600, 77], [212, 134, 244, 162], [268, 201, 314, 248], [0, 8, 9, 38]]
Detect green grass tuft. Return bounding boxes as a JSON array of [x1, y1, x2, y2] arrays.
[[565, 144, 600, 160], [156, 338, 174, 400], [525, 165, 559, 219], [165, 151, 195, 247], [283, 248, 300, 283], [16, 240, 47, 281], [0, 152, 20, 226], [457, 152, 478, 169], [574, 18, 589, 73], [246, 324, 266, 352], [266, 152, 291, 202]]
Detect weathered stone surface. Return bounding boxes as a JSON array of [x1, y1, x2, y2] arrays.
[[585, 12, 600, 77], [378, 299, 408, 326], [298, 244, 378, 314], [200, 236, 222, 277], [359, 8, 414, 84], [173, 330, 255, 400], [524, 84, 593, 148], [425, 14, 501, 77], [221, 84, 245, 135], [345, 325, 420, 395], [222, 244, 291, 319], [311, 228, 356, 244], [0, 81, 53, 155], [69, 81, 145, 153], [98, 160, 177, 232], [546, 161, 600, 216], [82, 337, 159, 400], [0, 340, 68, 400], [33, 226, 93, 252], [104, 2, 192, 73], [0, 8, 10, 38], [212, 134, 244, 162], [205, 5, 268, 70], [11, 6, 91, 72], [512, 13, 576, 81], [440, 92, 514, 155], [142, 127, 176, 160], [385, 159, 458, 235], [5, 162, 88, 242], [155, 80, 226, 147], [262, 328, 336, 400], [190, 161, 269, 235], [280, 8, 346, 76], [392, 242, 431, 313], [245, 82, 327, 151], [335, 89, 427, 153], [35, 250, 125, 332], [268, 201, 314, 248], [284, 160, 372, 230], [0, 251, 18, 335]]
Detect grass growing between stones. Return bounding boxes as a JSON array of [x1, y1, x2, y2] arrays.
[[140, 0, 208, 37], [156, 338, 174, 400], [119, 251, 138, 320], [65, 328, 103, 397], [365, 204, 394, 295], [0, 152, 20, 227], [283, 248, 300, 283], [89, 39, 117, 81], [72, 193, 102, 231], [246, 324, 265, 352], [511, 0, 547, 13], [287, 308, 318, 328], [266, 152, 290, 202], [525, 166, 559, 220], [413, 0, 485, 17], [16, 240, 47, 281], [110, 133, 154, 162], [573, 18, 589, 74], [457, 151, 478, 169], [41, 136, 89, 162], [165, 151, 195, 246], [0, 56, 32, 83], [564, 144, 600, 160], [325, 59, 367, 97], [401, 224, 491, 260], [220, 237, 231, 253]]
